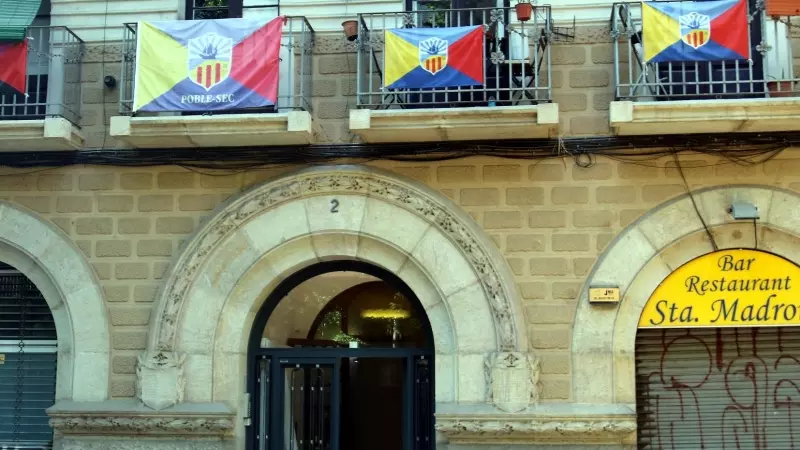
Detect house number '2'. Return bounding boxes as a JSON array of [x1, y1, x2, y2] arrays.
[[330, 199, 339, 213]]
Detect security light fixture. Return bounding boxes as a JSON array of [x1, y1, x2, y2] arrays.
[[729, 201, 759, 220]]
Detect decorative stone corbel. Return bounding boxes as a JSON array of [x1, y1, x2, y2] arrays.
[[485, 352, 540, 412], [136, 351, 186, 411]]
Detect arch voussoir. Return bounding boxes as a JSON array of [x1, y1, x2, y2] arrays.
[[0, 201, 109, 402], [142, 165, 530, 419], [573, 185, 800, 405]]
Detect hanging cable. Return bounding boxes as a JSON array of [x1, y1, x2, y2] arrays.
[[0, 129, 797, 169], [673, 153, 718, 252], [0, 133, 800, 171], [753, 218, 758, 249]]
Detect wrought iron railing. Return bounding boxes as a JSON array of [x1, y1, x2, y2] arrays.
[[0, 26, 83, 125], [611, 2, 800, 101], [119, 16, 314, 115], [355, 5, 556, 109]]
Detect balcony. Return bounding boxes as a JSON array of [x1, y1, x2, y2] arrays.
[[349, 6, 560, 143], [609, 1, 800, 136], [110, 17, 314, 148], [0, 26, 84, 151]]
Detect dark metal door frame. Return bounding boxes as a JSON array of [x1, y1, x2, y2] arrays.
[[257, 355, 340, 450], [245, 260, 436, 450], [251, 348, 433, 450]]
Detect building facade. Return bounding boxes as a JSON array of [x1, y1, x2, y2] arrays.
[[1, 0, 800, 449]]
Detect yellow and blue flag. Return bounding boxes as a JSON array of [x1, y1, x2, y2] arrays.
[[133, 17, 284, 112], [384, 26, 484, 90], [642, 0, 750, 63]]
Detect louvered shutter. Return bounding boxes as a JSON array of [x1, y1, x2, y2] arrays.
[[636, 327, 800, 449], [0, 266, 57, 449]]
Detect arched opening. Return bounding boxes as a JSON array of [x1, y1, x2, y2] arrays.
[[633, 249, 800, 448], [247, 260, 434, 450], [0, 262, 57, 448]]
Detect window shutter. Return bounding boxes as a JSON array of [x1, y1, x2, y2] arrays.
[[0, 0, 43, 41], [0, 268, 57, 448]]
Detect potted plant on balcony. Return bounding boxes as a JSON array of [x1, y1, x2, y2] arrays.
[[515, 0, 534, 22], [342, 19, 359, 41]]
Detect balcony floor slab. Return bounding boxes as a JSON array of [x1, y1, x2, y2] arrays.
[[610, 98, 800, 136], [110, 111, 313, 148], [0, 118, 84, 151], [349, 104, 559, 143]]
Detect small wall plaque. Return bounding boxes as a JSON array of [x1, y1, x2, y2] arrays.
[[589, 287, 620, 303]]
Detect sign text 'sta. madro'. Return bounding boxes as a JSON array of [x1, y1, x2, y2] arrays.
[[648, 254, 798, 326]]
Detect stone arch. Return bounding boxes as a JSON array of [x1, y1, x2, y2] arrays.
[[0, 201, 109, 401], [144, 165, 528, 415], [572, 184, 800, 405]]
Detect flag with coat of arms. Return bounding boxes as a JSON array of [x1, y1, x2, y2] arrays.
[[133, 16, 284, 112], [642, 0, 750, 63], [384, 25, 484, 90]]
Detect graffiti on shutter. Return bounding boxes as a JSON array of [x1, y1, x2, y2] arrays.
[[636, 327, 800, 449]]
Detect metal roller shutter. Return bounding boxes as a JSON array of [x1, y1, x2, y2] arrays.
[[636, 327, 800, 449], [0, 265, 57, 449]]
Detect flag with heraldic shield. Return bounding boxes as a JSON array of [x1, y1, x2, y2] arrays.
[[642, 0, 750, 63], [133, 16, 284, 112], [384, 25, 485, 90]]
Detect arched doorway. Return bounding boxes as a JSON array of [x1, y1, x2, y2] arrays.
[[572, 186, 800, 445], [142, 166, 530, 447], [247, 260, 434, 450]]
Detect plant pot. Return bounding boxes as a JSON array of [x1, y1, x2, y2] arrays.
[[342, 20, 359, 41], [768, 80, 795, 97], [515, 3, 533, 22]]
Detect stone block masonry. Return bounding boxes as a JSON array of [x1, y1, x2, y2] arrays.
[[0, 154, 793, 401]]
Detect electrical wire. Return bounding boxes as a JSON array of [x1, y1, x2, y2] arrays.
[[0, 130, 797, 169], [672, 153, 718, 252]]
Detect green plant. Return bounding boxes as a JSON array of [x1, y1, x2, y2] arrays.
[[420, 0, 449, 27]]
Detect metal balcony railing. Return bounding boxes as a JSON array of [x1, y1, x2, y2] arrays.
[[0, 26, 83, 125], [119, 16, 314, 115], [611, 1, 800, 101], [355, 5, 555, 109]]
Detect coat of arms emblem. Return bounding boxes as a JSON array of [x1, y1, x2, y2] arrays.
[[679, 12, 711, 49], [419, 37, 448, 75], [187, 33, 233, 90]]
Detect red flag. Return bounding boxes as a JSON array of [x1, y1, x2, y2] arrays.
[[230, 16, 284, 105], [0, 41, 28, 94]]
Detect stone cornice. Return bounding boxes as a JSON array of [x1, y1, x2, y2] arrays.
[[435, 405, 637, 444], [610, 99, 800, 136], [48, 401, 234, 437]]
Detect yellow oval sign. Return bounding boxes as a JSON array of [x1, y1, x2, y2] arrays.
[[639, 249, 800, 328]]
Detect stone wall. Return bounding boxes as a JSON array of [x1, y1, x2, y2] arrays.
[[2, 152, 799, 401]]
